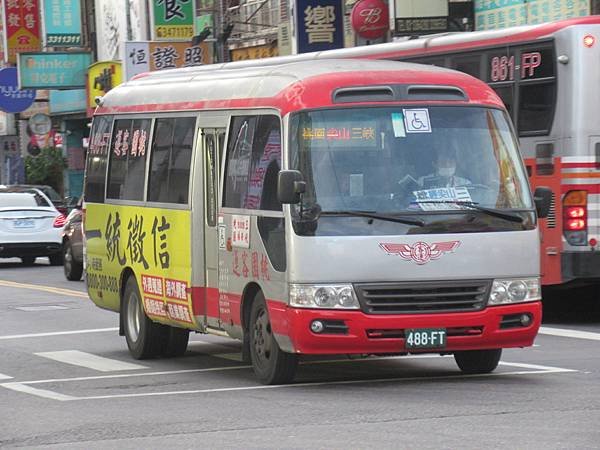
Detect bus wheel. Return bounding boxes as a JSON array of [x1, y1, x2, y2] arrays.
[[249, 292, 297, 385], [123, 276, 163, 359], [454, 349, 502, 374], [161, 326, 189, 357]]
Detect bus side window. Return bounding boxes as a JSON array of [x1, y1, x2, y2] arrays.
[[223, 116, 258, 208], [106, 119, 150, 201], [85, 115, 113, 203], [147, 117, 195, 204]]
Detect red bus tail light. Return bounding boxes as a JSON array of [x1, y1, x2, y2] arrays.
[[562, 191, 587, 245]]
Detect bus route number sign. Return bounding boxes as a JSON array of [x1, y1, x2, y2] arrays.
[[489, 52, 542, 82]]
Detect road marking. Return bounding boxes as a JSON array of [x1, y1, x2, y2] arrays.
[[14, 305, 71, 312], [35, 351, 147, 372], [0, 359, 576, 402], [0, 280, 87, 299], [0, 373, 13, 380], [539, 326, 600, 341], [0, 328, 118, 340], [1, 382, 76, 401]]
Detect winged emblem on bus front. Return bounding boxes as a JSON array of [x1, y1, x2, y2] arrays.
[[379, 241, 461, 265]]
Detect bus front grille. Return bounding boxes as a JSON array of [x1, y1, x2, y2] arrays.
[[353, 280, 491, 314]]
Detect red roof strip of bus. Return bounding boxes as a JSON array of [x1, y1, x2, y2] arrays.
[[368, 16, 600, 60], [96, 69, 503, 115], [562, 162, 600, 169]]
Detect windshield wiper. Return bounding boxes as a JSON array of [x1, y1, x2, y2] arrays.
[[319, 210, 425, 227], [415, 201, 524, 223]]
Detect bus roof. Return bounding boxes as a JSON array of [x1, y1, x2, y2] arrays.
[[96, 59, 502, 115]]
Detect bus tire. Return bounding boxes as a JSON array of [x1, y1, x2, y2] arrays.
[[123, 276, 163, 359], [454, 349, 502, 374], [161, 326, 189, 357], [249, 292, 297, 385]]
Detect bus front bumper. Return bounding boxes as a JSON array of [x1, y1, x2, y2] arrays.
[[271, 302, 542, 355]]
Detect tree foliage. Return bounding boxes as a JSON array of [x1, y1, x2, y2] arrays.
[[25, 147, 67, 194]]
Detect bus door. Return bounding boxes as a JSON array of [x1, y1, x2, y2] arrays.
[[202, 129, 226, 328]]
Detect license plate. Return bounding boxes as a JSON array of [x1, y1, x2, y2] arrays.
[[13, 219, 34, 229], [405, 328, 447, 350]]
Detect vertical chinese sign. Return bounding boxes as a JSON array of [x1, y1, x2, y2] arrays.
[[2, 0, 41, 64], [152, 0, 194, 40], [124, 41, 213, 80], [43, 0, 82, 47], [295, 0, 344, 54]]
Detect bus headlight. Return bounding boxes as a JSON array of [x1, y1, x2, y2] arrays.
[[289, 284, 360, 309], [488, 278, 540, 305]]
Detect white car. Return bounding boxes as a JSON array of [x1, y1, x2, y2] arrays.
[[0, 190, 66, 265]]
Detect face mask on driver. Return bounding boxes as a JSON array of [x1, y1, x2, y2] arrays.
[[437, 166, 456, 177]]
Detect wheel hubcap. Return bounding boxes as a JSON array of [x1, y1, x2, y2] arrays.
[[253, 308, 272, 364], [126, 292, 142, 342]]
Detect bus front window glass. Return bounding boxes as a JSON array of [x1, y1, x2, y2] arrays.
[[491, 85, 514, 118], [290, 106, 533, 216]]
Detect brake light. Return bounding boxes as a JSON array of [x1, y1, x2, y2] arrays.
[[562, 190, 587, 245], [53, 214, 67, 228]]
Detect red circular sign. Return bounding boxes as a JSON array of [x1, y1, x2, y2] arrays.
[[351, 0, 389, 40]]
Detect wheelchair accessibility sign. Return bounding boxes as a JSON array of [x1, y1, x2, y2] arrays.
[[404, 109, 432, 133]]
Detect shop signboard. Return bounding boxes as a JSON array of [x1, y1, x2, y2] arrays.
[[474, 0, 590, 31], [17, 52, 92, 89], [124, 41, 213, 80], [49, 89, 87, 114], [43, 0, 83, 46], [231, 44, 279, 61], [295, 0, 344, 53], [0, 67, 36, 113], [87, 61, 123, 115], [2, 0, 41, 63], [151, 0, 194, 40]]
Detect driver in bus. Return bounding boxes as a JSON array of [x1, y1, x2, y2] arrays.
[[418, 145, 471, 189]]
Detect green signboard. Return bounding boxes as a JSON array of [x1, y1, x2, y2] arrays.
[[43, 0, 82, 46], [17, 52, 92, 89], [152, 0, 194, 40]]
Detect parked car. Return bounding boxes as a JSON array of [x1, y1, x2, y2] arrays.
[[0, 190, 66, 265], [0, 184, 67, 215], [62, 202, 84, 280]]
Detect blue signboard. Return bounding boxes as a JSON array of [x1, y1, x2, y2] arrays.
[[18, 52, 92, 89], [296, 0, 344, 54], [49, 89, 87, 114], [44, 0, 83, 46], [0, 68, 36, 114]]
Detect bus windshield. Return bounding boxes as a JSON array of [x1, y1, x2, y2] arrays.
[[290, 106, 533, 216]]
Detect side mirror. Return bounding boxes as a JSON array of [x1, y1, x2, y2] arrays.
[[534, 186, 552, 219], [278, 170, 306, 204]]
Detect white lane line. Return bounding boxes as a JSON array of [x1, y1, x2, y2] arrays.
[[72, 366, 578, 401], [35, 351, 147, 372], [0, 328, 118, 340], [12, 365, 252, 385], [499, 361, 577, 373], [1, 382, 76, 401], [539, 326, 600, 341], [0, 359, 576, 402], [0, 373, 13, 380]]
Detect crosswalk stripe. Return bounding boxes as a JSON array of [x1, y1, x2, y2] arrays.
[[35, 351, 147, 372]]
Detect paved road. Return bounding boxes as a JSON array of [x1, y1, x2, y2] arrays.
[[1, 258, 599, 449]]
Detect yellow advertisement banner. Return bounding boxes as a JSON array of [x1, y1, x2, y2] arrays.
[[85, 203, 194, 327]]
